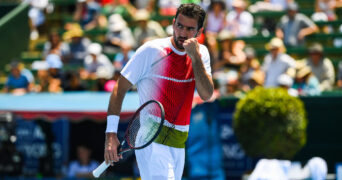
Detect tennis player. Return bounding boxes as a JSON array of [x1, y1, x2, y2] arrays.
[[104, 3, 214, 179]]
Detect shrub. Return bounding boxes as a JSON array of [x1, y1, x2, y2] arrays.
[[233, 87, 307, 159]]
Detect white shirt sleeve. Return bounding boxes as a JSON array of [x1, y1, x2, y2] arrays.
[[199, 45, 212, 76], [121, 42, 157, 85]]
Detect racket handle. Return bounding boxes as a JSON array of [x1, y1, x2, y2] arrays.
[[92, 161, 110, 178]]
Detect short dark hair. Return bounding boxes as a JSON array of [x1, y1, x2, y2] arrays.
[[175, 3, 206, 30]]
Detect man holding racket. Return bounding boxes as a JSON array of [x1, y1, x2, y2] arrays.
[[104, 3, 213, 179]]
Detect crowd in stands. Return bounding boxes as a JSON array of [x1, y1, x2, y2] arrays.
[[2, 0, 342, 99]]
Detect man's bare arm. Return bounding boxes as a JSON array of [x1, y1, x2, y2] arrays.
[[184, 38, 214, 101], [105, 75, 132, 165]]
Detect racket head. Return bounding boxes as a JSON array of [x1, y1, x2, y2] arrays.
[[122, 100, 165, 150]]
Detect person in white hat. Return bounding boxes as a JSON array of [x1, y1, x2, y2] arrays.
[[262, 37, 296, 87], [83, 43, 114, 80], [133, 9, 167, 48], [104, 14, 136, 54], [303, 43, 335, 91]]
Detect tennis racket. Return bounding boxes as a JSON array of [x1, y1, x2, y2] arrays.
[[92, 100, 165, 178]]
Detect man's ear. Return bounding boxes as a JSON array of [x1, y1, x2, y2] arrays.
[[172, 18, 175, 25]]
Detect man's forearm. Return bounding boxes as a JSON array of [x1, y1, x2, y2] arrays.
[[191, 54, 214, 101]]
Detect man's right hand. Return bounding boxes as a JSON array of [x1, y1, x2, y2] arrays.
[[104, 133, 121, 165]]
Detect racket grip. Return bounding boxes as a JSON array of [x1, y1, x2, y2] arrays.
[[92, 161, 110, 178]]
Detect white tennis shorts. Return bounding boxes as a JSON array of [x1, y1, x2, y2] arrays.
[[135, 142, 185, 180]]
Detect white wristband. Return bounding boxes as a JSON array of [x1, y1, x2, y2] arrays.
[[105, 115, 120, 133]]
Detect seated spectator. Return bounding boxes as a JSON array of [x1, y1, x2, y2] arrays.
[[43, 31, 70, 61], [213, 31, 246, 71], [104, 14, 135, 54], [262, 37, 296, 87], [314, 0, 337, 21], [240, 47, 265, 92], [276, 2, 318, 47], [24, 0, 49, 40], [67, 144, 99, 178], [30, 55, 63, 93], [114, 44, 135, 71], [74, 0, 101, 30], [293, 61, 321, 96], [225, 0, 254, 38], [214, 70, 242, 97], [63, 71, 87, 91], [63, 24, 92, 65], [81, 43, 114, 80], [3, 61, 30, 95], [133, 9, 166, 48], [303, 43, 335, 91], [46, 54, 64, 93], [278, 73, 298, 96], [205, 0, 226, 62]]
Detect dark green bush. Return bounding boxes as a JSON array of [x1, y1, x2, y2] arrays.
[[233, 87, 307, 159]]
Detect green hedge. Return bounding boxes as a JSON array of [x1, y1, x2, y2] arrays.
[[233, 87, 308, 159]]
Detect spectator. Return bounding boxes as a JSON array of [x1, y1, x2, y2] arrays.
[[24, 0, 49, 40], [82, 43, 114, 80], [278, 73, 298, 96], [104, 14, 135, 54], [303, 43, 335, 91], [63, 71, 87, 91], [240, 47, 265, 91], [43, 31, 70, 61], [73, 0, 101, 30], [113, 44, 135, 71], [293, 61, 321, 96], [276, 2, 318, 47], [46, 54, 64, 93], [213, 31, 246, 71], [67, 144, 99, 178], [205, 0, 226, 62], [133, 9, 167, 48], [63, 24, 91, 65], [3, 61, 30, 95], [314, 0, 337, 21], [225, 0, 254, 38], [262, 37, 296, 87]]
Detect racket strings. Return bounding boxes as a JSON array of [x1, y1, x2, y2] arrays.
[[126, 102, 162, 148]]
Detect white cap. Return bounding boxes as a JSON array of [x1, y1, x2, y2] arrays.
[[46, 54, 63, 69], [96, 66, 112, 79], [108, 14, 127, 32], [278, 74, 293, 87], [87, 43, 102, 55]]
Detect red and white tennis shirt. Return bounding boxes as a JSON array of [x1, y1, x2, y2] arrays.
[[121, 37, 211, 145]]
